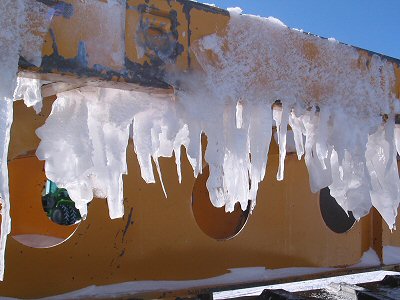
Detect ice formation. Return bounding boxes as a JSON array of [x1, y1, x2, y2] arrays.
[[1, 1, 400, 280], [0, 0, 50, 280], [0, 0, 25, 282], [14, 77, 43, 113], [186, 8, 400, 227], [35, 8, 400, 228]]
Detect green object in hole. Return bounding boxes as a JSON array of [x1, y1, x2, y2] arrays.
[[42, 180, 81, 226]]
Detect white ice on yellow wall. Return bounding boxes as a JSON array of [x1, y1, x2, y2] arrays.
[[187, 8, 400, 226], [1, 2, 400, 281], [0, 0, 25, 282], [35, 8, 400, 229], [36, 88, 135, 219], [0, 0, 51, 280]]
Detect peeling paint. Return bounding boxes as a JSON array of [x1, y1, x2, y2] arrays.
[[19, 27, 170, 88], [136, 4, 184, 63]]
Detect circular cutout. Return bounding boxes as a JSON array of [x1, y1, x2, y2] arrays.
[[192, 165, 250, 240], [320, 187, 356, 233], [9, 155, 80, 248]]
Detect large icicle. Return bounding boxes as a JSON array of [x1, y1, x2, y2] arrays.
[[36, 88, 135, 219], [0, 0, 51, 280], [0, 0, 24, 281]]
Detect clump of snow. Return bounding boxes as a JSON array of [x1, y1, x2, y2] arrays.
[[227, 7, 243, 15], [14, 77, 43, 113]]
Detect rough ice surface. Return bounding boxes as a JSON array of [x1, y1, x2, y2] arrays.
[[20, 0, 53, 67], [71, 0, 126, 69]]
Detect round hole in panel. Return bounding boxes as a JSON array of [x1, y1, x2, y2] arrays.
[[192, 165, 250, 240], [319, 187, 356, 234], [9, 155, 80, 248]]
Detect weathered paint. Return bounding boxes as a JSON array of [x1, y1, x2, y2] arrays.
[[19, 0, 230, 91], [19, 0, 400, 95]]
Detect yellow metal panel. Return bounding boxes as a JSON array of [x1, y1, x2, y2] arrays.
[[0, 98, 375, 298]]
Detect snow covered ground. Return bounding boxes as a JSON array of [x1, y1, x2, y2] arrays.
[[214, 270, 400, 299]]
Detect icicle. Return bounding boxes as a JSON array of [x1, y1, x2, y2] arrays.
[[221, 100, 250, 211], [0, 98, 13, 281], [0, 0, 25, 281], [315, 107, 330, 170], [174, 125, 190, 184], [248, 102, 273, 205], [289, 111, 305, 160], [36, 88, 136, 219], [395, 124, 400, 157], [153, 157, 167, 198], [132, 112, 156, 184], [367, 121, 400, 229], [236, 100, 243, 129], [275, 104, 290, 181], [302, 111, 332, 193]]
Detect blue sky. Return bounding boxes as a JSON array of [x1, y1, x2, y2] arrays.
[[200, 1, 400, 59]]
